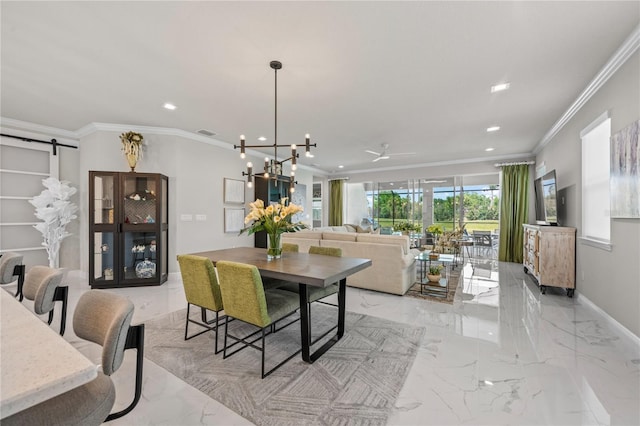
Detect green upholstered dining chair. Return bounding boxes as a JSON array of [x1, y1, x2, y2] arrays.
[[282, 243, 299, 253], [21, 265, 69, 336], [216, 261, 301, 379], [3, 290, 145, 425], [177, 254, 225, 353], [280, 245, 342, 303], [0, 252, 25, 300]]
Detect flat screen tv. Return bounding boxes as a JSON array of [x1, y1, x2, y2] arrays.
[[534, 170, 558, 225]]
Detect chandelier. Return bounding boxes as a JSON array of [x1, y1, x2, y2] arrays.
[[235, 60, 316, 193]]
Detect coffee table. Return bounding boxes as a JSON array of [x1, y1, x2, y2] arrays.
[[415, 251, 455, 297]]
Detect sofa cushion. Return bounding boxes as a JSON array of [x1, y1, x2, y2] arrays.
[[322, 232, 357, 242], [285, 231, 323, 240], [356, 233, 410, 254], [313, 226, 351, 233]]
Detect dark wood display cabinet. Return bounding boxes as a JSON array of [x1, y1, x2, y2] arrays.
[[253, 176, 290, 248], [89, 171, 168, 288]]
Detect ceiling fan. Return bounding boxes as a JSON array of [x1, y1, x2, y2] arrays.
[[365, 143, 416, 162]]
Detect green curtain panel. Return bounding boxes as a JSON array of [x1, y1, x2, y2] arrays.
[[499, 164, 529, 262], [329, 180, 343, 226]]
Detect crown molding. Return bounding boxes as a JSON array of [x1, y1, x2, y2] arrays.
[[75, 122, 328, 176], [1, 119, 326, 176], [534, 23, 640, 154], [75, 122, 233, 150], [0, 117, 79, 144], [340, 152, 534, 176]]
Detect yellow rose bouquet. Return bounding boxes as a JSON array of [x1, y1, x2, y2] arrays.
[[240, 198, 307, 259]]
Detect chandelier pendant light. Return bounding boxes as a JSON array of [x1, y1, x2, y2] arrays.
[[234, 60, 316, 193]]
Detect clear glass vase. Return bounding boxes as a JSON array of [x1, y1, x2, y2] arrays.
[[267, 233, 282, 260]]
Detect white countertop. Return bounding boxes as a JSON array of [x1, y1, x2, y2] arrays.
[[0, 289, 97, 419]]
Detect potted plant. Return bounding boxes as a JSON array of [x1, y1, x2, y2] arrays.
[[394, 222, 421, 235], [427, 224, 443, 238], [427, 264, 443, 282]]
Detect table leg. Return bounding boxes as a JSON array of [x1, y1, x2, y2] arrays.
[[299, 284, 311, 362], [299, 279, 347, 364], [337, 278, 346, 338]]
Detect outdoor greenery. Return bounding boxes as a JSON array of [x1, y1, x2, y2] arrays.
[[433, 190, 499, 222], [393, 221, 422, 233], [372, 185, 500, 233]]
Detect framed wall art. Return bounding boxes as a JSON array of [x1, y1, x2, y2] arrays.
[[224, 178, 245, 204], [224, 208, 245, 233], [610, 119, 639, 218]]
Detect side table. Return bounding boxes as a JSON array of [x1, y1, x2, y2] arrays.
[[415, 252, 455, 297]]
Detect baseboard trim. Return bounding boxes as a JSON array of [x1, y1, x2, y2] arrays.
[[576, 292, 640, 347]]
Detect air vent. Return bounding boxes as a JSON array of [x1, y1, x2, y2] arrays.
[[196, 129, 216, 137]]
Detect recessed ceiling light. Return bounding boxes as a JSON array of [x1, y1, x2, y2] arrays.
[[486, 126, 500, 132], [490, 82, 510, 93], [485, 147, 495, 152], [338, 165, 344, 169], [258, 136, 267, 141], [163, 103, 177, 110]]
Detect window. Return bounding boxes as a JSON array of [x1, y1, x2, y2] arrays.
[[580, 111, 611, 245]]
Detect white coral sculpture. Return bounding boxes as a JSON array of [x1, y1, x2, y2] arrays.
[[29, 177, 79, 268]]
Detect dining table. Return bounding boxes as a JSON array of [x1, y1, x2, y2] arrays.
[[190, 247, 372, 363], [0, 289, 98, 419]]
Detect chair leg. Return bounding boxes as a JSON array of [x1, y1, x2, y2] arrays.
[[105, 324, 145, 422], [223, 316, 229, 359], [47, 286, 68, 336], [184, 303, 224, 353], [261, 328, 266, 379], [222, 317, 300, 379], [13, 265, 25, 301]]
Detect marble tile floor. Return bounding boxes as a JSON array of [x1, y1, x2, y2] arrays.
[[11, 259, 640, 425]]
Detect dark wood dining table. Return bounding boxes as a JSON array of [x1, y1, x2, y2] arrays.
[[190, 247, 372, 363]]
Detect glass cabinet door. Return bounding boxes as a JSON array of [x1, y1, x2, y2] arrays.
[[93, 231, 115, 282], [122, 175, 158, 225], [93, 174, 115, 224], [122, 231, 157, 280]]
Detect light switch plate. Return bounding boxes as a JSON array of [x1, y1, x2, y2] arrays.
[[180, 214, 193, 221]]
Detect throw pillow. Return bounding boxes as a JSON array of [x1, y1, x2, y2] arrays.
[[344, 224, 357, 233], [356, 225, 371, 233]]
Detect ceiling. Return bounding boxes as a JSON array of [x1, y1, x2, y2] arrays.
[[1, 2, 638, 175]]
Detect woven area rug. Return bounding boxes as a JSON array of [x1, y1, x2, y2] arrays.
[[145, 304, 425, 426], [405, 265, 463, 304]]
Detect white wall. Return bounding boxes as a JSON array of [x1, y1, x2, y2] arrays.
[[76, 130, 313, 274], [536, 52, 640, 337]]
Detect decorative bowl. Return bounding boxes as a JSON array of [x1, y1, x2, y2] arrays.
[[135, 260, 156, 278]]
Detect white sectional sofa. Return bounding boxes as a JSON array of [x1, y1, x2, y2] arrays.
[[282, 230, 417, 295]]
